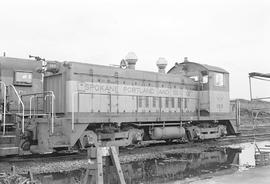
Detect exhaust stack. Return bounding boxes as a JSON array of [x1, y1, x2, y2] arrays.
[[125, 52, 138, 70], [156, 57, 167, 73]]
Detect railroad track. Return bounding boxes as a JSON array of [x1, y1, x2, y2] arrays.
[[2, 132, 270, 163], [221, 133, 270, 141], [0, 151, 87, 163]]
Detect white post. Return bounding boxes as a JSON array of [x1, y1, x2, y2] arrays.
[[51, 94, 55, 134], [238, 100, 241, 126]]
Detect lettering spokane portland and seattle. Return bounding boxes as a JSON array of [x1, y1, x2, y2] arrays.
[[77, 82, 196, 98]]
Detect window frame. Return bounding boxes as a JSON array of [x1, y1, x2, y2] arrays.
[[13, 70, 33, 86], [189, 75, 199, 82], [202, 75, 209, 84], [214, 72, 224, 87]]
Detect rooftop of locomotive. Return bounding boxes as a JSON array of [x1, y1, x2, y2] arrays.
[[60, 60, 191, 82], [168, 60, 229, 74], [0, 56, 42, 69], [62, 60, 177, 74], [0, 56, 41, 63], [0, 56, 228, 77], [60, 57, 229, 75]]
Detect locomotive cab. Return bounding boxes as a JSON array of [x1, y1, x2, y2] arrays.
[[168, 60, 230, 116], [168, 59, 239, 136]]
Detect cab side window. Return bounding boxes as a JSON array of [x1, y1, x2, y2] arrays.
[[214, 73, 224, 87], [202, 75, 208, 84], [14, 71, 33, 86]]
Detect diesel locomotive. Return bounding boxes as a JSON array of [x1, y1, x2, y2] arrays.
[[0, 53, 240, 156]]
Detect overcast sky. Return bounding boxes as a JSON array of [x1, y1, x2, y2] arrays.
[[0, 0, 269, 99]]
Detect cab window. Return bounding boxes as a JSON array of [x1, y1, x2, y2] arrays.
[[214, 73, 224, 86], [14, 71, 33, 86], [189, 76, 199, 82], [202, 75, 208, 84]]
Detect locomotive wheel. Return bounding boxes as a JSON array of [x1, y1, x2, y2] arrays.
[[79, 130, 98, 149], [20, 140, 31, 151]]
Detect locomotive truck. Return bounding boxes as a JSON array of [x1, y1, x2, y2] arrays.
[[0, 53, 240, 156]]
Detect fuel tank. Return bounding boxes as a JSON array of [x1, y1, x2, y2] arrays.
[[150, 126, 186, 140]]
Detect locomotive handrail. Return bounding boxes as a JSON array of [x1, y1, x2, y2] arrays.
[[44, 92, 55, 134], [0, 81, 7, 135], [21, 91, 55, 133], [21, 91, 55, 97], [21, 91, 55, 116], [9, 84, 25, 133], [29, 95, 35, 118]]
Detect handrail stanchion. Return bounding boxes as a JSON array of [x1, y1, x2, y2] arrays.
[[0, 81, 7, 135], [45, 92, 55, 134], [29, 95, 35, 118], [72, 91, 79, 132], [238, 100, 241, 126], [10, 85, 24, 133]]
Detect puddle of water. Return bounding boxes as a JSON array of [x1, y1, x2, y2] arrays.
[[34, 141, 270, 184], [35, 170, 82, 184]]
